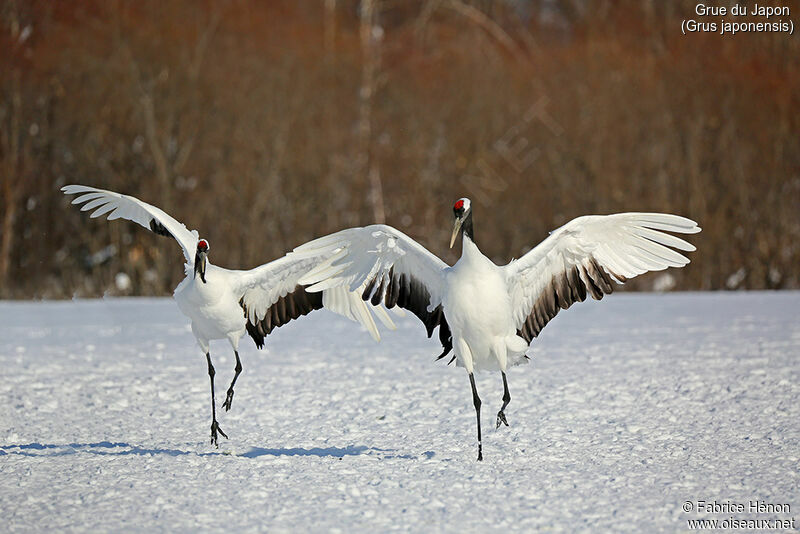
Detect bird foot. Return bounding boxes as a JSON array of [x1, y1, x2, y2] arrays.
[[496, 411, 509, 429], [222, 388, 235, 412], [210, 420, 228, 447]]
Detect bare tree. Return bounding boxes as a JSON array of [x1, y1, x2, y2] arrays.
[[357, 0, 385, 224], [324, 0, 337, 59], [0, 3, 28, 295], [0, 1, 797, 296]]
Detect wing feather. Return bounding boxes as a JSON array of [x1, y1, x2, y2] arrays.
[[506, 213, 700, 344], [233, 253, 396, 348], [292, 225, 453, 359], [63, 185, 198, 265]]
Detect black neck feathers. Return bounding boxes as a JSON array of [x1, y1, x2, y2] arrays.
[[462, 210, 474, 243]]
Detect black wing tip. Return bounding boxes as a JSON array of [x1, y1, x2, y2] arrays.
[[241, 301, 266, 348], [518, 257, 620, 343], [435, 350, 456, 366], [149, 218, 174, 238], [361, 267, 452, 359], [247, 327, 266, 349], [241, 286, 323, 349], [435, 345, 452, 361]]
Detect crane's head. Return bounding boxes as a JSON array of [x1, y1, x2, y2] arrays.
[[194, 239, 210, 283], [450, 197, 472, 248]]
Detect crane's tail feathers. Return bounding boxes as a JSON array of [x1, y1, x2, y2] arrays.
[[506, 335, 529, 354]]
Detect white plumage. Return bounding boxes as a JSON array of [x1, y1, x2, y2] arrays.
[[294, 197, 701, 460], [63, 185, 394, 446]]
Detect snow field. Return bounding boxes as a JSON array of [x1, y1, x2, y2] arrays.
[[1, 293, 798, 532]]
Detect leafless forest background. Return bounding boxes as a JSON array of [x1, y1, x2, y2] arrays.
[[1, 0, 798, 298]]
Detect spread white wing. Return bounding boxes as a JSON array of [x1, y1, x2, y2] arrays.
[[505, 213, 700, 344], [63, 184, 395, 345], [62, 185, 198, 266], [232, 255, 397, 346], [292, 225, 453, 358]]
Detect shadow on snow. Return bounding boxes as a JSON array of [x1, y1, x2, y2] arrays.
[[0, 441, 425, 460]]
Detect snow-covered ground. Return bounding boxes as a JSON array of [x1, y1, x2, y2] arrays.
[[1, 292, 798, 532]]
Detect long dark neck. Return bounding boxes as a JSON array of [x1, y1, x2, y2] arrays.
[[193, 251, 204, 279], [461, 211, 474, 244]]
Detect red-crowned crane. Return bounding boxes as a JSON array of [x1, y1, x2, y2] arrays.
[[294, 197, 700, 460], [63, 185, 394, 446]]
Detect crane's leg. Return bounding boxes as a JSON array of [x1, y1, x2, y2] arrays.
[[206, 352, 228, 447], [222, 350, 242, 412], [469, 372, 483, 461], [496, 371, 511, 429]]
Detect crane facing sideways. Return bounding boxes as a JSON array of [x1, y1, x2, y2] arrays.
[[63, 185, 395, 446]]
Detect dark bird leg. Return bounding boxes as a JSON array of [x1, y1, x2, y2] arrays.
[[496, 371, 511, 429], [222, 350, 242, 412], [206, 352, 227, 447], [469, 372, 483, 461]]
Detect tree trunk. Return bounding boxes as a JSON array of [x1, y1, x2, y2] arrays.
[[357, 0, 385, 224], [0, 44, 23, 295]]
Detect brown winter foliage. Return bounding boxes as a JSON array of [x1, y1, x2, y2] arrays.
[[0, 0, 798, 298]]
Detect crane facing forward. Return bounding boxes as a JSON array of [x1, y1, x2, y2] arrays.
[[294, 198, 700, 460], [63, 185, 395, 446]]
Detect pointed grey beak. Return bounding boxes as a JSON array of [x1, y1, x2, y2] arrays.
[[450, 217, 463, 248], [194, 251, 207, 283]]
